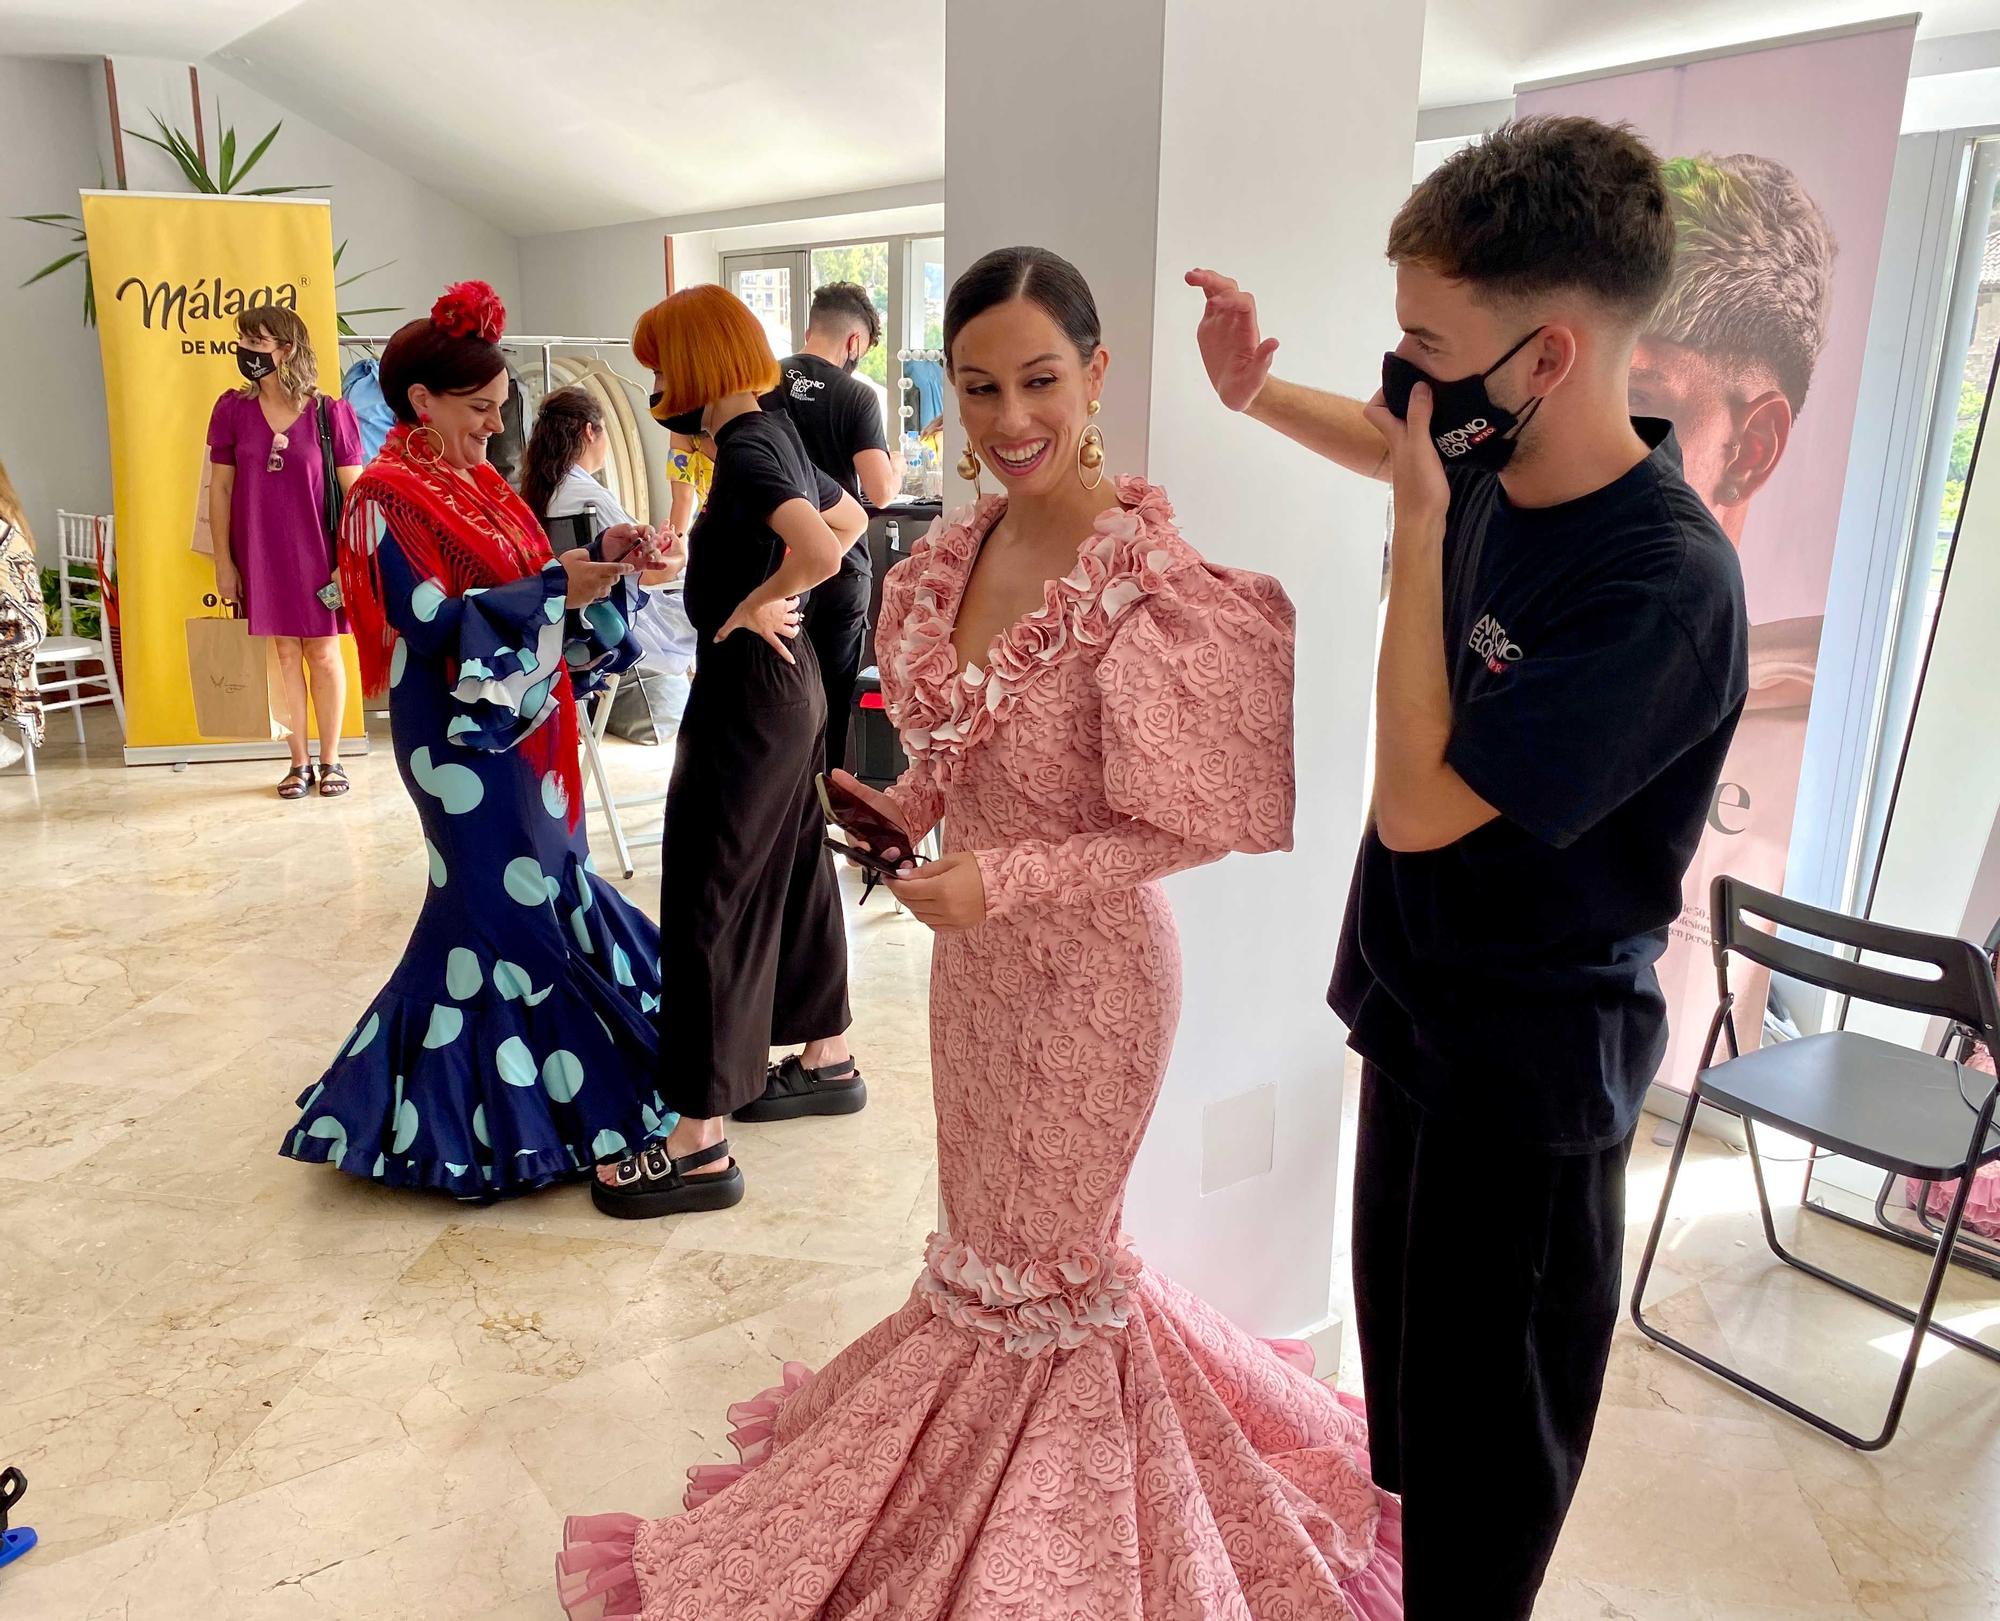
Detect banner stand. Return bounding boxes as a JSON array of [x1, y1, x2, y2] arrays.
[[81, 190, 369, 767]]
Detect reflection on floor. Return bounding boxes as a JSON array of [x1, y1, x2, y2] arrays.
[[3, 709, 1997, 1618]]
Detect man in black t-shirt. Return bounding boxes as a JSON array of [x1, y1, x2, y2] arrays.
[[758, 281, 896, 773], [1191, 117, 1748, 1619]]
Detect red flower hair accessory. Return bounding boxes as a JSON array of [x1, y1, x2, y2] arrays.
[[431, 280, 506, 342]]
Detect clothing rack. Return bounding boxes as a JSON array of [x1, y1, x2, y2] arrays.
[[337, 335, 642, 395]]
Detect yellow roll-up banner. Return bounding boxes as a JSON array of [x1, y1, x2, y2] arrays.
[[82, 191, 365, 761]]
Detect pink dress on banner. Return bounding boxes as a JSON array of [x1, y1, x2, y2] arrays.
[[206, 389, 359, 638], [558, 479, 1402, 1621]]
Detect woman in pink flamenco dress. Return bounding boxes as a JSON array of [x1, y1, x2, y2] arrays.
[[558, 246, 1402, 1620]]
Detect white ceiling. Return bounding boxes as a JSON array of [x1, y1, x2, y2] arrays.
[[5, 0, 2000, 237]]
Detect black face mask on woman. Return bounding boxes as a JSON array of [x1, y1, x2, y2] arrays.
[[1380, 326, 1545, 472], [236, 347, 278, 383]]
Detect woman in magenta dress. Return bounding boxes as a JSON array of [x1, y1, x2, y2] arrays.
[[557, 247, 1401, 1619], [206, 302, 363, 797]]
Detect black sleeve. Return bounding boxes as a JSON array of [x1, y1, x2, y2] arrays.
[[719, 427, 812, 522], [1445, 582, 1730, 848], [838, 379, 889, 461]]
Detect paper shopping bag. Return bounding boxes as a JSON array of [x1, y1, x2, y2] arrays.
[[191, 455, 215, 557], [185, 609, 281, 739]]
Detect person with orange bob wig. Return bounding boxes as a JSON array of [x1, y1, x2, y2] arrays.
[[594, 285, 872, 1220]]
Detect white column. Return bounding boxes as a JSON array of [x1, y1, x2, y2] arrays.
[[946, 0, 1426, 1357]]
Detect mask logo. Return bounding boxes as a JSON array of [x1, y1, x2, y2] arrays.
[[1381, 327, 1545, 473]]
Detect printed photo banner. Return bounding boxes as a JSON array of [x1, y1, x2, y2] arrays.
[[82, 191, 363, 759], [1518, 19, 1916, 1090]]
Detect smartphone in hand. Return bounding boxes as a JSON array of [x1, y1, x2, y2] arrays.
[[815, 772, 914, 861]]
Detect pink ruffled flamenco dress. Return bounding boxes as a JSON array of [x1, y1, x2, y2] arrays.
[[558, 479, 1402, 1619]]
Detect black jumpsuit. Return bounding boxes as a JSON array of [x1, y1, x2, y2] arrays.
[[658, 410, 850, 1119]]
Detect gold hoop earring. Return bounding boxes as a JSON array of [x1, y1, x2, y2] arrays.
[[956, 443, 984, 495], [407, 423, 445, 467], [1076, 405, 1106, 492]]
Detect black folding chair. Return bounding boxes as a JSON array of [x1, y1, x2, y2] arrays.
[[1631, 875, 2000, 1450]]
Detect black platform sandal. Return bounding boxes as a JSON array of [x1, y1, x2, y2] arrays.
[[277, 763, 314, 800], [732, 1054, 868, 1123], [317, 763, 351, 797], [590, 1140, 744, 1219]]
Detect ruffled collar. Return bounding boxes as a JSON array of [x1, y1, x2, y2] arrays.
[[886, 475, 1178, 778]]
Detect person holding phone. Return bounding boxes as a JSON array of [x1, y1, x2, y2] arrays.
[[594, 285, 870, 1220], [557, 249, 1399, 1621], [279, 281, 676, 1203]]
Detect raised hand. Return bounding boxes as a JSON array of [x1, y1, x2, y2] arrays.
[[1186, 268, 1281, 413]]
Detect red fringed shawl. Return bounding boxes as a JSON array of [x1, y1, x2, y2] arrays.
[[341, 425, 583, 828]]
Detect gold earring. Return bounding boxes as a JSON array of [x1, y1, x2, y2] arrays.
[[407, 418, 445, 467], [1076, 403, 1105, 492], [956, 442, 984, 494]]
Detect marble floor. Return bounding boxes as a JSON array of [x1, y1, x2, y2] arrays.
[[3, 706, 1999, 1619]]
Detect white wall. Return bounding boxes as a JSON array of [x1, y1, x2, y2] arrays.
[[103, 57, 522, 336], [0, 56, 115, 556]]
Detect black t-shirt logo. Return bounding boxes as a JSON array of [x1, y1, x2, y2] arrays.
[[1469, 612, 1523, 673]]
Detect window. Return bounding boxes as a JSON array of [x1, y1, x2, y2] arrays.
[[809, 243, 890, 388], [1850, 133, 2000, 909], [720, 233, 941, 453], [909, 236, 945, 353]]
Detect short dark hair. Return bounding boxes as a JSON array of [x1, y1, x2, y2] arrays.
[[808, 281, 880, 349], [944, 246, 1101, 372], [1650, 153, 1836, 413], [1387, 115, 1676, 323], [379, 317, 508, 425]]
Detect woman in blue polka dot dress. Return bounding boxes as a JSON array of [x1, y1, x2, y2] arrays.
[[279, 283, 682, 1201]]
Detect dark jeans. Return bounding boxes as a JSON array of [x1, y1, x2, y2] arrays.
[[1352, 1063, 1634, 1619]]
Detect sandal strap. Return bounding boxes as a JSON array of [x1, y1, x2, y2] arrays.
[[674, 1140, 731, 1176]]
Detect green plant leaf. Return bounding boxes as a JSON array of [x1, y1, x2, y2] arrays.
[[337, 259, 393, 289], [129, 118, 216, 192], [333, 238, 347, 269], [21, 250, 85, 287], [84, 267, 96, 326], [219, 123, 238, 191], [241, 184, 328, 196], [15, 212, 81, 226], [230, 119, 285, 190]]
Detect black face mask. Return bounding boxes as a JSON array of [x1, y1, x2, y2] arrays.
[[841, 351, 861, 375], [1380, 326, 1545, 472], [655, 403, 705, 436], [236, 347, 277, 383]]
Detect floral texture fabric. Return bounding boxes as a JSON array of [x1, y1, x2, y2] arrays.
[[556, 479, 1401, 1620]]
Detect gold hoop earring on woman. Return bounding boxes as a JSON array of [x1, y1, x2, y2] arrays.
[[1077, 399, 1105, 492], [956, 441, 984, 496], [408, 420, 445, 467]]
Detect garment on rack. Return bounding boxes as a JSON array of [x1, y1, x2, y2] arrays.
[[904, 357, 945, 433], [489, 360, 533, 490], [0, 519, 46, 746], [340, 358, 397, 461]]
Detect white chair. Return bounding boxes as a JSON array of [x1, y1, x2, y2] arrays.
[[16, 513, 126, 774]]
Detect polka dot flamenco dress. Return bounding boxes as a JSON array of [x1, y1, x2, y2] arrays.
[[279, 498, 672, 1199]]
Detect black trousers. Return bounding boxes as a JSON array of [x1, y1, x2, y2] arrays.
[[657, 632, 849, 1120], [804, 561, 871, 776], [1352, 1064, 1633, 1620]]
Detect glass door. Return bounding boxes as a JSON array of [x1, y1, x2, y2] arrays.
[[724, 252, 805, 359]]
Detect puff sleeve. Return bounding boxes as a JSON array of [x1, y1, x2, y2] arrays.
[[975, 556, 1296, 919]]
